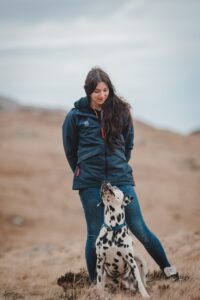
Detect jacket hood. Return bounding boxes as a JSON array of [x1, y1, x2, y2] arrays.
[[74, 97, 90, 110]]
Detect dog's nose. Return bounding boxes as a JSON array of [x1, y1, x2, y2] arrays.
[[101, 181, 109, 189]]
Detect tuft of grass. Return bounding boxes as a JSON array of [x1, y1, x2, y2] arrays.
[[57, 268, 89, 299]]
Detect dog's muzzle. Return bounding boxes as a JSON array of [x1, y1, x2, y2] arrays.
[[100, 181, 115, 197], [98, 181, 114, 207]]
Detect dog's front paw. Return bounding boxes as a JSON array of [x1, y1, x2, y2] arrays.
[[142, 292, 150, 298]]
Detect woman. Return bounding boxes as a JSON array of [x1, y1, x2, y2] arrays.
[[62, 67, 179, 283]]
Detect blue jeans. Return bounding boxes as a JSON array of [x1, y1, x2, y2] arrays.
[[79, 185, 171, 282]]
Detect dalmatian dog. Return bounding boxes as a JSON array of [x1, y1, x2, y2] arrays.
[[95, 182, 150, 298]]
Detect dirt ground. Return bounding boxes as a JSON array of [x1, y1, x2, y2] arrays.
[[0, 108, 200, 299]]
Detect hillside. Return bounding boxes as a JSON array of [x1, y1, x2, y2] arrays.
[[0, 107, 199, 300]]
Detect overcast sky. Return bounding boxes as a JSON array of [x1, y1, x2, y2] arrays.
[[0, 0, 200, 134]]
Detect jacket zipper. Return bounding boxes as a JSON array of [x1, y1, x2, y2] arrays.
[[100, 110, 108, 181]]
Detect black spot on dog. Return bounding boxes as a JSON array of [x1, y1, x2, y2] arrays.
[[100, 232, 108, 240], [128, 253, 133, 258], [125, 255, 128, 259], [102, 233, 108, 244], [117, 242, 123, 247], [117, 251, 122, 256], [124, 262, 127, 268], [140, 264, 143, 267], [114, 258, 119, 263], [117, 238, 124, 247], [103, 246, 109, 250], [130, 259, 133, 263], [111, 215, 115, 221], [98, 275, 101, 282], [102, 238, 108, 244], [131, 270, 136, 279], [117, 214, 121, 223], [113, 278, 119, 284], [112, 263, 118, 269], [105, 262, 111, 266], [121, 212, 124, 219], [122, 232, 126, 238], [109, 206, 115, 212], [97, 257, 103, 262], [108, 240, 112, 246], [97, 264, 101, 269], [118, 238, 123, 244]]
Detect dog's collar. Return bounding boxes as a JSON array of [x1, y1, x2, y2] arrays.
[[102, 222, 126, 231]]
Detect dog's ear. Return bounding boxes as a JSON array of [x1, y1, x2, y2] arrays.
[[123, 195, 133, 206]]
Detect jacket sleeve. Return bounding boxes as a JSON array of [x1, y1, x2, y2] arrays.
[[122, 116, 134, 162], [62, 109, 78, 172]]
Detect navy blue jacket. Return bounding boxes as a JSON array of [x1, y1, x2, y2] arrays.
[[62, 97, 135, 190]]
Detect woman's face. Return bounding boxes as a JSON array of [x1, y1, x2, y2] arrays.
[[90, 81, 109, 109]]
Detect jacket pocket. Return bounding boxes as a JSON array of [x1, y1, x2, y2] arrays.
[[77, 147, 103, 164], [75, 148, 103, 177]]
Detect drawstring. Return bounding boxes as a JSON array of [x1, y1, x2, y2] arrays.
[[101, 128, 105, 139]]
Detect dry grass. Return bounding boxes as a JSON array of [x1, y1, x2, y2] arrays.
[[55, 267, 200, 300]]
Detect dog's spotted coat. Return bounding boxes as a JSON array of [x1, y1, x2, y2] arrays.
[[95, 182, 150, 298]]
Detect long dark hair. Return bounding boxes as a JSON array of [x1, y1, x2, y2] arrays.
[[84, 67, 132, 150]]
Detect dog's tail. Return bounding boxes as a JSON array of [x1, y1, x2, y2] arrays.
[[134, 254, 148, 287]]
